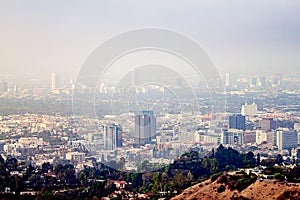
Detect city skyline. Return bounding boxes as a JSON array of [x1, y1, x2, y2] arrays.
[[0, 1, 300, 198]]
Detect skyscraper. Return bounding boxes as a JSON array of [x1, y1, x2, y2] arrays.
[[103, 124, 122, 150], [225, 73, 231, 87], [0, 80, 8, 93], [134, 110, 156, 146], [229, 114, 246, 131], [276, 130, 298, 150], [51, 73, 61, 91], [130, 70, 136, 90]]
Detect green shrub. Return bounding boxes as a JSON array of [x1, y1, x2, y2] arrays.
[[274, 173, 285, 181], [210, 172, 223, 182], [235, 175, 257, 192], [217, 185, 226, 193]]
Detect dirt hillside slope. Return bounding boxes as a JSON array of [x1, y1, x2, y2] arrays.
[[171, 174, 300, 200]]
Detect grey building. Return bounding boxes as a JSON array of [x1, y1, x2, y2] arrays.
[[276, 130, 298, 150], [134, 110, 156, 146], [103, 124, 122, 150]]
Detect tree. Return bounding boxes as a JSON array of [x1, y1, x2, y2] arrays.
[[63, 164, 77, 184], [161, 172, 169, 191], [78, 170, 88, 186], [256, 153, 261, 166], [181, 151, 199, 159], [210, 148, 215, 158], [118, 157, 126, 170], [286, 166, 300, 182], [0, 155, 4, 164], [137, 160, 150, 173], [163, 164, 171, 175], [246, 152, 254, 160], [89, 181, 106, 197], [22, 164, 34, 182], [173, 173, 187, 192], [0, 160, 7, 177], [209, 158, 218, 174], [5, 157, 18, 171], [217, 185, 226, 193], [215, 145, 241, 170], [151, 172, 161, 194], [274, 173, 285, 181], [261, 158, 276, 167], [275, 154, 283, 165], [201, 158, 209, 171], [125, 172, 143, 189], [235, 176, 254, 192], [42, 162, 52, 173], [187, 171, 193, 182]]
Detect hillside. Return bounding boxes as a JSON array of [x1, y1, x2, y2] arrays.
[[171, 173, 300, 200]]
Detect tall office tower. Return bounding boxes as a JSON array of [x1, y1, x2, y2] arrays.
[[130, 70, 136, 90], [134, 110, 156, 146], [221, 129, 244, 145], [103, 124, 122, 150], [130, 69, 142, 90], [0, 80, 8, 93], [51, 73, 61, 91], [225, 73, 231, 87], [276, 130, 298, 150], [259, 118, 276, 131], [241, 102, 258, 117], [229, 114, 246, 131]]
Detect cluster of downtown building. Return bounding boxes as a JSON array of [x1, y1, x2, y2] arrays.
[[71, 71, 300, 169], [224, 104, 298, 152], [1, 71, 300, 170], [221, 72, 300, 164]]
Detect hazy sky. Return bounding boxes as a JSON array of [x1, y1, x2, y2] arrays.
[[0, 0, 299, 82]]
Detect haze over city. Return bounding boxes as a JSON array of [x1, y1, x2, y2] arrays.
[[1, 0, 300, 85], [0, 1, 300, 199]]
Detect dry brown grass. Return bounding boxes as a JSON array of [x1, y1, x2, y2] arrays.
[[171, 178, 300, 200]]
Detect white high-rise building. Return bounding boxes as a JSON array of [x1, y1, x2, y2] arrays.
[[225, 73, 231, 87], [51, 73, 61, 91], [241, 102, 258, 116]]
